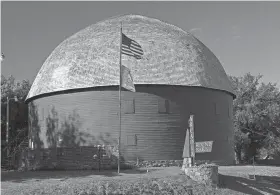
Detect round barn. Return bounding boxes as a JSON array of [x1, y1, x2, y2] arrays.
[[25, 15, 236, 168]]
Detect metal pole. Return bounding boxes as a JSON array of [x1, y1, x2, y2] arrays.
[[118, 22, 123, 174], [6, 97, 10, 158], [98, 146, 101, 172], [252, 156, 256, 180]]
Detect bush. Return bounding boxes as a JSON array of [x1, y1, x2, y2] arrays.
[[23, 175, 218, 195]]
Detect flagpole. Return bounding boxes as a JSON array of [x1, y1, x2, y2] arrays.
[[118, 22, 122, 174]]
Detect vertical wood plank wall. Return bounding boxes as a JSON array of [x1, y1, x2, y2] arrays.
[[29, 85, 235, 165]]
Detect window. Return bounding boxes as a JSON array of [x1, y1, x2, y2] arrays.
[[214, 103, 220, 115], [158, 99, 170, 113], [57, 147, 64, 156], [228, 103, 232, 118], [127, 135, 137, 146], [124, 99, 135, 114]]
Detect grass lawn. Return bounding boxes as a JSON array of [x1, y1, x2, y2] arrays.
[[1, 166, 280, 195]]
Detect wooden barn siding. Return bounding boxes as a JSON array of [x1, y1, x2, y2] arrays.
[[29, 85, 234, 164]]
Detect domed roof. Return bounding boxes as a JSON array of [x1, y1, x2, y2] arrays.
[[26, 14, 235, 102]]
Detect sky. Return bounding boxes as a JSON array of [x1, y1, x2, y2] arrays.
[[1, 1, 280, 88]]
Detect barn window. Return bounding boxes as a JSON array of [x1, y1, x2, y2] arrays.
[[158, 99, 170, 113], [127, 135, 137, 146], [228, 103, 232, 118], [124, 99, 135, 114], [56, 147, 64, 156], [214, 103, 220, 115]]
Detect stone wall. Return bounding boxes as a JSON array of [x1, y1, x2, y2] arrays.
[[126, 160, 183, 168], [182, 164, 219, 187]]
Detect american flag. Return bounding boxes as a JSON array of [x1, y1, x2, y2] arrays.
[[122, 33, 144, 59]]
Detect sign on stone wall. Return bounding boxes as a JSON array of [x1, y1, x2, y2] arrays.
[[195, 141, 213, 153]]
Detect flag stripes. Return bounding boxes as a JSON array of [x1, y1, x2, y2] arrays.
[[122, 33, 144, 59]]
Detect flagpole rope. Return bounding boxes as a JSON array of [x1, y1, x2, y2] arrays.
[[118, 22, 122, 174]]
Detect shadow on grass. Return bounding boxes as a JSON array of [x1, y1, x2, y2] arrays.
[[1, 168, 155, 183], [1, 170, 119, 182], [1, 167, 177, 183], [219, 174, 280, 195]]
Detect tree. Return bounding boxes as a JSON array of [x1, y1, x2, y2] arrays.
[[1, 75, 31, 103], [229, 73, 280, 163], [1, 75, 31, 141]]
